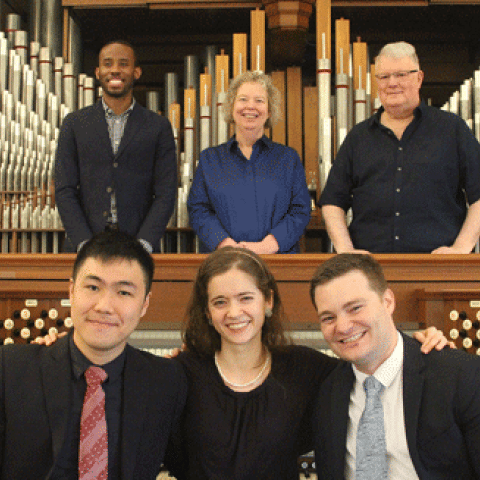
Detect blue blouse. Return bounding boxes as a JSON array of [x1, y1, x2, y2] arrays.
[[187, 135, 311, 253]]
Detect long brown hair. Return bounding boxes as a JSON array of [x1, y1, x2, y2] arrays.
[[183, 247, 289, 356]]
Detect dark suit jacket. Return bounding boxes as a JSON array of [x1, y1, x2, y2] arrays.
[[313, 333, 480, 479], [0, 336, 187, 479], [55, 101, 177, 252]]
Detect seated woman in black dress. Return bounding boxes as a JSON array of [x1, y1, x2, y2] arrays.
[[187, 71, 311, 254], [164, 247, 448, 479]]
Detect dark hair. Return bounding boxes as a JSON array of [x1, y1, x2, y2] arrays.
[[310, 254, 387, 308], [98, 40, 138, 66], [72, 231, 154, 295], [183, 247, 288, 356]]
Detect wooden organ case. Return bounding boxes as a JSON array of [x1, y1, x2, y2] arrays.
[[1, 254, 480, 354]]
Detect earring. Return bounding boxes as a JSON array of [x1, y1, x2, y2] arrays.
[[265, 307, 272, 318]]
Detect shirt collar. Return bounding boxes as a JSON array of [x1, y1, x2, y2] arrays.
[[227, 134, 272, 154], [70, 334, 126, 384], [352, 331, 404, 389], [369, 100, 425, 129], [102, 97, 136, 118]]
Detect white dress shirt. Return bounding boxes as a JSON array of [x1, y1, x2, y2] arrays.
[[345, 332, 420, 480]]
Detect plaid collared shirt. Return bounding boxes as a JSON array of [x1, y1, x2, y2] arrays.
[[101, 97, 135, 224]]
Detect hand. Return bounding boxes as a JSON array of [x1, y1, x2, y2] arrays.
[[217, 238, 239, 249], [239, 235, 279, 254], [431, 245, 470, 254], [164, 344, 186, 358], [413, 326, 455, 354], [32, 330, 67, 346]]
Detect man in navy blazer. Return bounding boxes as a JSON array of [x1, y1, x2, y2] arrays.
[[310, 254, 480, 479], [55, 40, 177, 253], [0, 231, 187, 479]]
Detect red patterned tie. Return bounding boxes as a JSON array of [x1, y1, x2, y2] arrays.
[[79, 366, 108, 480]]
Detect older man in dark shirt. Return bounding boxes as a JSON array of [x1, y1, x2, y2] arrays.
[[320, 41, 480, 253]]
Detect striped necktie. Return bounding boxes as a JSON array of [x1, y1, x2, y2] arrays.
[[79, 366, 108, 480], [355, 375, 387, 480]]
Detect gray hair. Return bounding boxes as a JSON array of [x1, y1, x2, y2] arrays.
[[223, 71, 282, 128], [375, 42, 420, 70]]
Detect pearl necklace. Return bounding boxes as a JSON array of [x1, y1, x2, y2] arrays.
[[214, 351, 271, 388]]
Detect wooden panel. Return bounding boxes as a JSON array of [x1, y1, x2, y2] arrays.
[[271, 70, 286, 145], [286, 66, 303, 160], [63, 0, 146, 6], [2, 255, 480, 336], [63, 0, 261, 7]]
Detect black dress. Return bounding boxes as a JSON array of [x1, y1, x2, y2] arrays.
[[165, 345, 338, 480]]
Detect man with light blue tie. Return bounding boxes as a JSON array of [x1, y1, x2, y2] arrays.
[[310, 254, 480, 479]]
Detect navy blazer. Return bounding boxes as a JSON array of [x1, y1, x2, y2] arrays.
[[313, 333, 480, 479], [55, 101, 177, 252], [0, 336, 187, 479]]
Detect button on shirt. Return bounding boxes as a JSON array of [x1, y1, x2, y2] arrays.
[[345, 332, 419, 480], [102, 97, 135, 225], [319, 102, 480, 252], [187, 135, 311, 253], [51, 336, 126, 479]]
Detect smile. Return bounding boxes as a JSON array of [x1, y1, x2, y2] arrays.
[[227, 321, 250, 330], [108, 79, 123, 86], [87, 319, 117, 327], [340, 331, 365, 343]]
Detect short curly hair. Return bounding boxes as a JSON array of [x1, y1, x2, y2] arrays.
[[223, 71, 282, 129]]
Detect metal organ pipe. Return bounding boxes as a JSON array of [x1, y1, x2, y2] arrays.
[[204, 46, 217, 147], [146, 91, 160, 113], [41, 0, 62, 60], [164, 73, 179, 122], [6, 14, 20, 47], [0, 14, 98, 253], [336, 49, 349, 150]]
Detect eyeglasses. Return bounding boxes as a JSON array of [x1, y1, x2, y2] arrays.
[[375, 70, 419, 82]]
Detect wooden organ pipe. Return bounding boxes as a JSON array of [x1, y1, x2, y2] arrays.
[[233, 33, 248, 78], [215, 50, 229, 146], [251, 8, 266, 73], [199, 68, 212, 154]]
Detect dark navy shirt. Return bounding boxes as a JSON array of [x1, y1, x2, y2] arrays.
[[187, 135, 311, 253], [319, 102, 480, 252], [51, 336, 125, 479]]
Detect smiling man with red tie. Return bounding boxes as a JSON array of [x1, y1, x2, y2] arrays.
[[0, 231, 187, 479]]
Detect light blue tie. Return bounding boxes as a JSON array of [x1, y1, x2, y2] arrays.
[[355, 376, 388, 480]]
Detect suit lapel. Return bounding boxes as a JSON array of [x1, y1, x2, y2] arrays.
[[41, 335, 72, 463], [330, 362, 355, 478], [401, 333, 425, 475], [120, 346, 149, 479], [92, 101, 115, 157], [115, 103, 146, 159]]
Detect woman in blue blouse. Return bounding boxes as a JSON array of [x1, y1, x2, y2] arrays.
[[187, 71, 311, 253]]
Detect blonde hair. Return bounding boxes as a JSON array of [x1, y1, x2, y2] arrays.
[[223, 71, 282, 128]]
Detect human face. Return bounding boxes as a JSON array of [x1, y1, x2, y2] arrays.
[[207, 268, 273, 350], [376, 55, 423, 118], [233, 82, 270, 136], [70, 257, 150, 364], [95, 43, 141, 100], [314, 270, 397, 374]]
